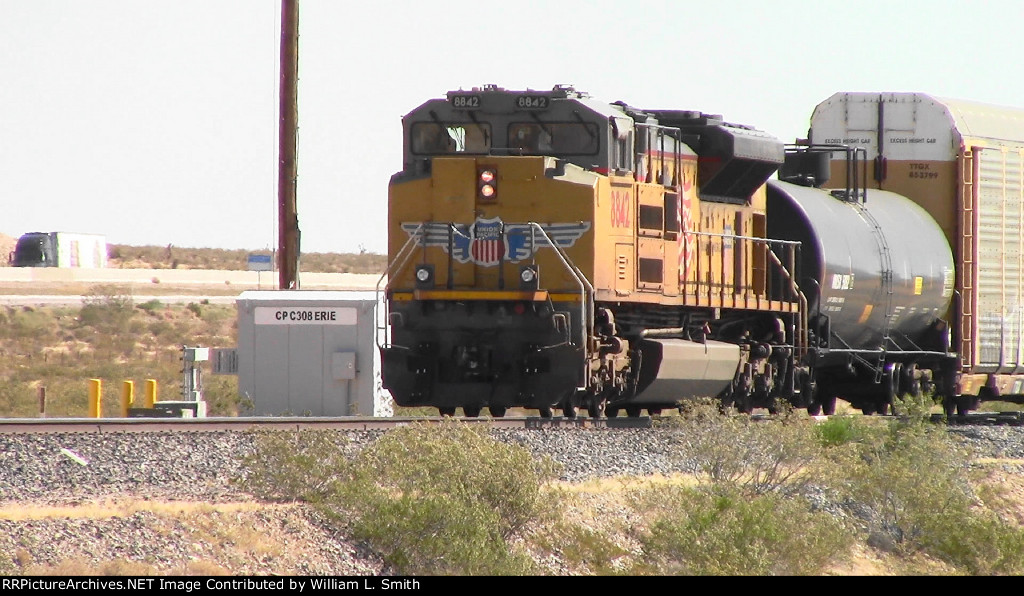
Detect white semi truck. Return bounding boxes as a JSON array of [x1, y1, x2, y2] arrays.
[[9, 232, 108, 268]]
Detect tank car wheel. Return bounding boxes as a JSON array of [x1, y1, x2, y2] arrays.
[[539, 407, 553, 419], [562, 404, 577, 418], [463, 406, 482, 417], [625, 406, 642, 418], [955, 395, 978, 416], [820, 395, 837, 416], [439, 407, 456, 417], [587, 403, 603, 419], [801, 376, 818, 411], [861, 402, 877, 416], [648, 408, 662, 416], [941, 396, 956, 418], [489, 406, 507, 418], [901, 363, 922, 398], [881, 362, 902, 416], [605, 406, 620, 418]]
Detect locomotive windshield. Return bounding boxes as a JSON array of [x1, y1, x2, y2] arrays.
[[508, 122, 599, 155], [411, 122, 491, 155]]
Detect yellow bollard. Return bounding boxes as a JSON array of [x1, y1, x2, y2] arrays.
[[88, 379, 102, 418], [144, 379, 158, 408], [121, 381, 135, 418]]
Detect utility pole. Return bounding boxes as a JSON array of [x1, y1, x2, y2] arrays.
[[278, 0, 300, 289]]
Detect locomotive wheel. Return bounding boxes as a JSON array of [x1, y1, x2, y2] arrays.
[[463, 406, 482, 417], [489, 406, 507, 418], [539, 407, 553, 419], [625, 405, 642, 418], [562, 404, 577, 418], [438, 407, 456, 417], [820, 395, 837, 416], [605, 406, 620, 418], [807, 402, 822, 416]]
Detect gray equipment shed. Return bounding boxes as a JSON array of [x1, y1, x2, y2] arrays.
[[234, 291, 393, 417]]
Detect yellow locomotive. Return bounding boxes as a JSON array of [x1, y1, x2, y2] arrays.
[[381, 85, 809, 417]]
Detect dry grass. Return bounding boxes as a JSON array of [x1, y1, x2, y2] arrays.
[[107, 244, 385, 274], [0, 296, 241, 418], [6, 501, 362, 576], [0, 500, 272, 521], [0, 233, 386, 274]]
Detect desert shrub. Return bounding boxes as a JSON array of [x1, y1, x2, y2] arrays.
[[239, 423, 562, 575], [198, 306, 231, 326], [235, 430, 354, 502], [137, 299, 163, 314], [0, 381, 33, 416], [628, 484, 850, 575], [147, 320, 173, 338], [79, 285, 135, 334], [201, 376, 241, 417], [97, 558, 157, 576], [533, 518, 632, 576], [665, 398, 820, 495], [332, 422, 561, 575], [0, 307, 56, 342], [823, 406, 1024, 572], [813, 415, 865, 447], [0, 551, 18, 576], [916, 508, 1024, 575], [833, 424, 967, 552], [891, 391, 938, 421]]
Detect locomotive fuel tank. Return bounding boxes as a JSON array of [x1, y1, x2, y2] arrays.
[[766, 180, 955, 356]]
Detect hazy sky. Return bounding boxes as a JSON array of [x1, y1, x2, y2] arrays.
[[2, 0, 1023, 254]]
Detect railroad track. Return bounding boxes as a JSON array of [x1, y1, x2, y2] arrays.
[[3, 408, 1021, 435], [0, 415, 653, 434], [936, 411, 1024, 426]]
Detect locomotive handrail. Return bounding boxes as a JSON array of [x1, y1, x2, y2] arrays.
[[764, 247, 810, 359], [375, 222, 429, 349], [687, 231, 801, 247], [522, 221, 595, 354], [686, 230, 808, 357]]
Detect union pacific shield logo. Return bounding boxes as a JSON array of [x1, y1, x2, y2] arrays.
[[469, 217, 506, 266], [401, 217, 590, 267]]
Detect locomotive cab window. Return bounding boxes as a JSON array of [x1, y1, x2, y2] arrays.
[[411, 122, 490, 154], [508, 122, 599, 155]]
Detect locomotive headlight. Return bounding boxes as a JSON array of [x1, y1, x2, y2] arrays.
[[414, 264, 435, 289], [519, 264, 539, 290], [477, 166, 498, 201]]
